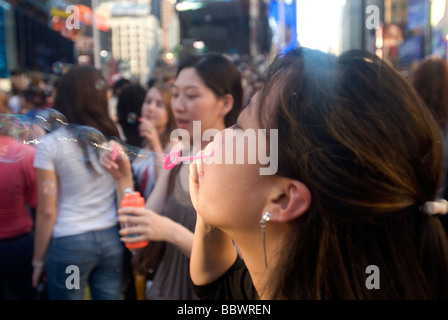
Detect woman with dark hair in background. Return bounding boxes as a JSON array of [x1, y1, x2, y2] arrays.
[[32, 65, 125, 300], [188, 47, 448, 299], [116, 81, 177, 299], [116, 83, 147, 148], [127, 81, 177, 299], [133, 81, 177, 198], [101, 53, 243, 299]]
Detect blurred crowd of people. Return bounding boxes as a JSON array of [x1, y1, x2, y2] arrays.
[[1, 48, 448, 301]]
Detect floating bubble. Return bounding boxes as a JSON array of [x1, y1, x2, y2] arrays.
[[0, 110, 180, 168], [34, 108, 68, 132], [127, 112, 137, 124], [0, 114, 36, 163], [42, 179, 57, 195], [95, 79, 106, 91], [0, 114, 36, 141], [70, 125, 108, 160], [52, 61, 65, 75]]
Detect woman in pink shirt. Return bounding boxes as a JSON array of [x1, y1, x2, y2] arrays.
[[0, 116, 37, 300]]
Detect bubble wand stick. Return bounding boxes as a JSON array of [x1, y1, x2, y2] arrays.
[[162, 150, 214, 170], [111, 143, 214, 170]]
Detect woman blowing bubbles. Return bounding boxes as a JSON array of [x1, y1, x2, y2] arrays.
[[189, 47, 448, 299]]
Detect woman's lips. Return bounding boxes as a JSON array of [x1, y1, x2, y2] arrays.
[[176, 120, 189, 129]]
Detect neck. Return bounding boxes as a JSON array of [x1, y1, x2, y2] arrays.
[[231, 225, 287, 300]]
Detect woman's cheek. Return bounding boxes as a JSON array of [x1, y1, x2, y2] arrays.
[[197, 169, 240, 227]]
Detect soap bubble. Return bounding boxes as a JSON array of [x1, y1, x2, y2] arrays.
[[127, 112, 137, 124], [70, 125, 109, 161], [34, 108, 67, 132], [52, 61, 65, 75], [95, 79, 106, 91], [0, 114, 36, 163]]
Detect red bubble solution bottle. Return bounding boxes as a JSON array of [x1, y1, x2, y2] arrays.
[[120, 188, 149, 251]]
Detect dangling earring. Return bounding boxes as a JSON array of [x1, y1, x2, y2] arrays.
[[260, 212, 271, 269]]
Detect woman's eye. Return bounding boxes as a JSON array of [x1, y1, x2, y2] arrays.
[[157, 102, 164, 108]]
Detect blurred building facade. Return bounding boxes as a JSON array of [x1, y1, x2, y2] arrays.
[[98, 1, 162, 84]]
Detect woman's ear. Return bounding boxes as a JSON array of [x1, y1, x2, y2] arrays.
[[267, 178, 312, 223], [218, 94, 234, 117]]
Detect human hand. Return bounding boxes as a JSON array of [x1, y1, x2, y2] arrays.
[[99, 140, 132, 180], [188, 150, 204, 212], [118, 207, 173, 244], [31, 264, 45, 288], [138, 118, 163, 153]]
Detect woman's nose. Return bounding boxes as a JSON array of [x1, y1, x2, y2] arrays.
[[172, 95, 187, 113]]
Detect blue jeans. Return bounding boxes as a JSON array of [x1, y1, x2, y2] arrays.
[[46, 225, 125, 300]]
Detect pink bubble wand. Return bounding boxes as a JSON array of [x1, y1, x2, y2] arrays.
[[111, 142, 213, 170], [112, 143, 119, 161], [163, 150, 214, 170]]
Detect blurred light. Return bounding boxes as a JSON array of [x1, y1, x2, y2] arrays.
[[375, 28, 383, 48], [297, 0, 346, 54], [100, 50, 108, 58], [431, 0, 446, 26], [193, 41, 205, 49], [166, 52, 174, 60], [175, 2, 204, 11]]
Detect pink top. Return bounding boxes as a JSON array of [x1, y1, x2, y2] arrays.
[[0, 136, 37, 239]]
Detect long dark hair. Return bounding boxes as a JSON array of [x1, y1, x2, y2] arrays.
[[54, 65, 119, 138], [53, 65, 120, 174], [117, 84, 147, 148], [176, 53, 243, 127], [260, 47, 448, 299]]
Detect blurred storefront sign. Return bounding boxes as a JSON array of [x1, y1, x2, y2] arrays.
[[399, 34, 423, 66], [50, 4, 109, 41], [269, 0, 297, 53], [407, 0, 428, 30], [110, 2, 149, 16]]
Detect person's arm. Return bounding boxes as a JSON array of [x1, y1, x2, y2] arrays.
[[144, 163, 169, 213], [188, 158, 238, 286], [32, 169, 58, 287], [99, 140, 134, 206]]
